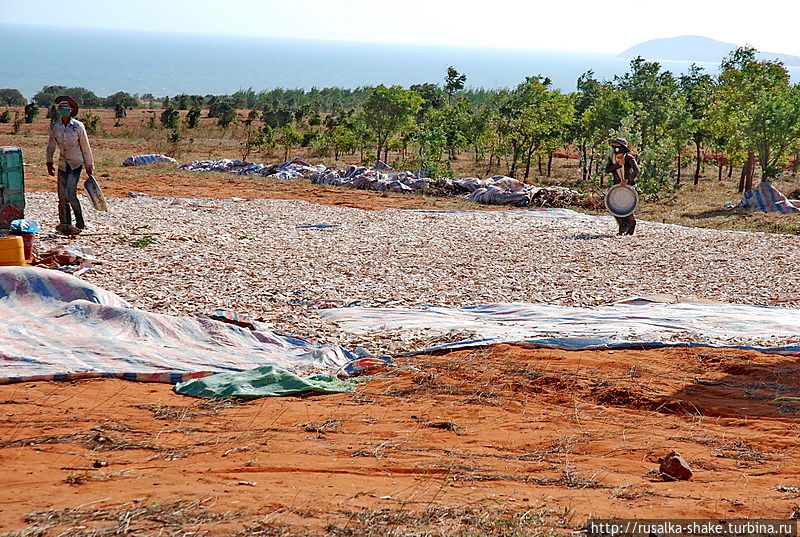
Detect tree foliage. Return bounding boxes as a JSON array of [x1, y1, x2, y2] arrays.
[[0, 89, 26, 107], [361, 85, 422, 163]]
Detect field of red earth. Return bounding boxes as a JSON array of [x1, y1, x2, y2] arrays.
[[2, 108, 502, 211], [2, 108, 800, 535], [1, 345, 799, 536]]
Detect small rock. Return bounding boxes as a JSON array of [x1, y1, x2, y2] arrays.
[[92, 460, 108, 469], [659, 450, 693, 481]]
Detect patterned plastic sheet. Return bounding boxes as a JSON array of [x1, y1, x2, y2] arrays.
[[321, 300, 800, 356], [0, 267, 358, 384]]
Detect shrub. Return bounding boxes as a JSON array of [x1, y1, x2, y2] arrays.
[[81, 112, 101, 134]]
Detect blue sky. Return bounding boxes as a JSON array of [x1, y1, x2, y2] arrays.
[[6, 0, 800, 55]]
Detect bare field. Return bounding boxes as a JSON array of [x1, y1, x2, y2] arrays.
[[1, 345, 799, 536]]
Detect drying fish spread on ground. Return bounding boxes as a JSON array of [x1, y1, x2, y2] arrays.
[[24, 193, 800, 355]]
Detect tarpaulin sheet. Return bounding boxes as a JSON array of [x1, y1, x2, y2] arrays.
[[738, 182, 800, 213], [122, 154, 178, 167], [0, 267, 356, 384], [174, 365, 360, 399], [321, 300, 800, 356]]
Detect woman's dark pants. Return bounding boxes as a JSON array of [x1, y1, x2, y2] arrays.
[[57, 164, 85, 228]]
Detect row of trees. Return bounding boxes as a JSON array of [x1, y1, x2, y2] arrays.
[[4, 47, 799, 194]]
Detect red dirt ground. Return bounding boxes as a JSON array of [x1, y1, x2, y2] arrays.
[[1, 344, 798, 535]]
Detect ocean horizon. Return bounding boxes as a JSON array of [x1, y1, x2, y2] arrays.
[[2, 23, 798, 98]]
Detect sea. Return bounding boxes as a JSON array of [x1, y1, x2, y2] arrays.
[[2, 23, 798, 98]]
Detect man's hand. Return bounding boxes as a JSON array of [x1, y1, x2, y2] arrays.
[[85, 166, 94, 177], [46, 162, 55, 176]]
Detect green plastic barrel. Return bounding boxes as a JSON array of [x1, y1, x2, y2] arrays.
[[0, 146, 25, 228]]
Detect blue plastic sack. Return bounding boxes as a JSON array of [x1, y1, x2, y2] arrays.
[[10, 219, 40, 234]]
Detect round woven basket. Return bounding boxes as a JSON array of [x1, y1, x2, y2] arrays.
[[605, 184, 638, 217]]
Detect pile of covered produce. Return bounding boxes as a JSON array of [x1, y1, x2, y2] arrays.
[[453, 176, 586, 207], [123, 152, 585, 208], [311, 165, 431, 193], [122, 154, 178, 166], [312, 166, 586, 208], [179, 157, 324, 179]]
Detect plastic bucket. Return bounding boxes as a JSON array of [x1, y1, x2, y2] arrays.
[[0, 235, 25, 266], [11, 232, 34, 261]]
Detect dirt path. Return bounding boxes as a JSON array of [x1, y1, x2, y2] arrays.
[[23, 162, 492, 212], [1, 345, 798, 535]]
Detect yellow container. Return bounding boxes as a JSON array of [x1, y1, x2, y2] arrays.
[[0, 235, 25, 266]]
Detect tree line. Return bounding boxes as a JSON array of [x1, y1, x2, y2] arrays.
[[2, 46, 799, 194]]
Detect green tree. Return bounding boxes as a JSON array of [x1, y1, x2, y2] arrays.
[[81, 112, 101, 134], [329, 125, 358, 160], [615, 58, 687, 194], [216, 102, 237, 128], [23, 102, 38, 124], [241, 110, 264, 160], [578, 83, 635, 184], [444, 66, 467, 104], [679, 65, 716, 184], [262, 105, 294, 128], [33, 86, 102, 108], [104, 91, 140, 109], [0, 89, 26, 107], [160, 107, 180, 129], [709, 47, 800, 188], [498, 76, 574, 179], [409, 82, 446, 120], [277, 125, 303, 161], [186, 106, 201, 128], [361, 85, 422, 163]]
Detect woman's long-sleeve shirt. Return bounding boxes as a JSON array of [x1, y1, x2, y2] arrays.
[[46, 118, 94, 171]]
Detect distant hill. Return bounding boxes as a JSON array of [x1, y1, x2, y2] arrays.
[[620, 35, 800, 67]]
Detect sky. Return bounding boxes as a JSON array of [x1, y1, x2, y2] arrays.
[[5, 0, 800, 56]]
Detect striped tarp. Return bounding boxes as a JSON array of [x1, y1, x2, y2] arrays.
[[0, 267, 355, 384], [122, 154, 178, 167], [739, 182, 799, 213]]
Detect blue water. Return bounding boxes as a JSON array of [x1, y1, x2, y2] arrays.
[[2, 24, 798, 98]]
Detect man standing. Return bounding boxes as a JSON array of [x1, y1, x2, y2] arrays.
[[46, 95, 94, 235], [605, 137, 640, 235]]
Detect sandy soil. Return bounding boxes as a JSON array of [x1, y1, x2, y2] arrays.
[[1, 345, 798, 535], [3, 109, 800, 535]]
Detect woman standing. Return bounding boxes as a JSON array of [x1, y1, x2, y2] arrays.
[[604, 138, 640, 235], [45, 95, 94, 235]]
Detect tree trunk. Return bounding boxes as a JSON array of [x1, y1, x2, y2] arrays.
[[383, 146, 388, 164], [676, 153, 682, 185], [693, 140, 702, 185], [509, 143, 519, 178], [547, 152, 553, 177], [537, 154, 543, 175], [739, 151, 755, 192], [524, 145, 533, 179], [727, 162, 733, 179], [718, 162, 723, 182], [580, 141, 589, 181]]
